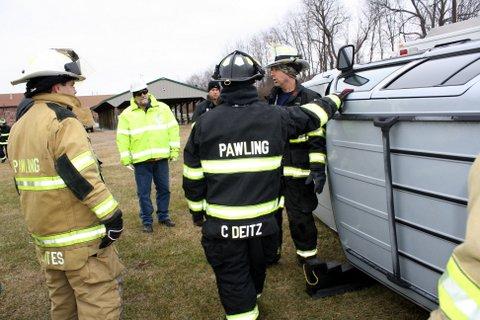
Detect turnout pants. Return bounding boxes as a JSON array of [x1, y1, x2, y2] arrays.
[[43, 245, 124, 320], [202, 233, 278, 319], [284, 178, 319, 259]]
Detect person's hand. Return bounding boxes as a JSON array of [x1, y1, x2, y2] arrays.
[[192, 212, 204, 227], [334, 88, 353, 102], [100, 210, 124, 249], [169, 150, 179, 162], [305, 171, 326, 194]]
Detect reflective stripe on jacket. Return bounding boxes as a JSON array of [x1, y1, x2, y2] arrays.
[[116, 94, 180, 165], [7, 93, 119, 254], [183, 85, 341, 223], [267, 84, 327, 179], [0, 124, 10, 145]]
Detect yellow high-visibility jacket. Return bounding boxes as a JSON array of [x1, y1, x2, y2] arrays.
[[7, 93, 120, 270], [116, 94, 180, 165]]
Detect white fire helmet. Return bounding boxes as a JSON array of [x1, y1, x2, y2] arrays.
[[11, 48, 85, 85], [266, 44, 309, 72]]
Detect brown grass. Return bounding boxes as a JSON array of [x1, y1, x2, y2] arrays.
[[0, 127, 429, 319]]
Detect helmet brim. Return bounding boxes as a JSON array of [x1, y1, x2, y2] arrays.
[[11, 71, 86, 85], [266, 58, 309, 72]]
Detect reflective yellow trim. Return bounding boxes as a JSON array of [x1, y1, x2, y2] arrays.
[[167, 120, 178, 128], [16, 176, 66, 191], [279, 196, 284, 208], [201, 156, 282, 174], [120, 151, 131, 158], [92, 195, 118, 219], [117, 124, 170, 136], [438, 256, 480, 319], [309, 153, 326, 164], [283, 166, 310, 178], [226, 305, 259, 320], [170, 141, 181, 148], [71, 151, 96, 172], [206, 197, 282, 220], [183, 165, 204, 180], [326, 94, 341, 109], [297, 248, 318, 258], [32, 225, 106, 248], [307, 127, 325, 137], [300, 103, 329, 126], [130, 148, 170, 160], [187, 199, 205, 212], [289, 134, 309, 144]]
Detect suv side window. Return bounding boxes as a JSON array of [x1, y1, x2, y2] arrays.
[[442, 58, 480, 86], [386, 53, 480, 89], [336, 65, 403, 92]]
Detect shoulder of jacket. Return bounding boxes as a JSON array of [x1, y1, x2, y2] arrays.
[[119, 106, 134, 116], [299, 85, 321, 98], [156, 102, 173, 113], [45, 102, 77, 121]]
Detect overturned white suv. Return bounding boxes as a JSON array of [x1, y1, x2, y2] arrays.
[[305, 20, 480, 311]]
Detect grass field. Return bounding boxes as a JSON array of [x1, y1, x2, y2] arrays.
[[0, 126, 429, 319]]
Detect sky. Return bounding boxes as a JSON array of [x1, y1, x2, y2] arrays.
[[0, 0, 362, 96], [0, 0, 304, 95]]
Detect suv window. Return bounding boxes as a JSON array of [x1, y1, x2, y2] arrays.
[[336, 65, 403, 92], [386, 53, 480, 89], [442, 58, 480, 86]]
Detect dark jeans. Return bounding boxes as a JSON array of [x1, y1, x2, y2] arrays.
[[133, 159, 170, 226]]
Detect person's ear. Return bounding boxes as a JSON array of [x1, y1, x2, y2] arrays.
[[51, 83, 60, 93]]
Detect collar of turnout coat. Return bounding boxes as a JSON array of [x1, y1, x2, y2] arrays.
[[219, 84, 259, 106], [16, 93, 81, 121]]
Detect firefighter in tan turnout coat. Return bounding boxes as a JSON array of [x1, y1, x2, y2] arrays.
[[8, 48, 124, 320]]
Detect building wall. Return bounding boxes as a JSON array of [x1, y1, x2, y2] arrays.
[[0, 107, 17, 126]]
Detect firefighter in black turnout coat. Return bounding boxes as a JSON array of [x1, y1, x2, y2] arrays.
[[266, 45, 325, 264], [182, 50, 350, 320], [0, 118, 10, 163]]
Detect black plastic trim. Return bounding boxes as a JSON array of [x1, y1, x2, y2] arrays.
[[390, 148, 476, 163], [393, 183, 468, 206], [333, 113, 480, 122], [398, 250, 444, 275], [396, 217, 463, 245]]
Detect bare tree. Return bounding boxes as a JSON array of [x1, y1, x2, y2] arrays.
[[304, 0, 350, 69], [185, 69, 213, 90], [373, 0, 480, 41], [185, 0, 480, 84]]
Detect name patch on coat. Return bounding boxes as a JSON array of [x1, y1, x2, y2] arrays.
[[44, 251, 65, 266], [11, 158, 40, 173], [220, 223, 263, 239], [219, 141, 269, 157]]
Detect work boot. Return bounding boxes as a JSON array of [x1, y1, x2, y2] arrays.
[[159, 219, 175, 227], [143, 225, 153, 233]]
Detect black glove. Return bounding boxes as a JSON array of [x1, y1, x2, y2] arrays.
[[100, 209, 124, 249], [305, 171, 327, 194], [192, 212, 205, 227]]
